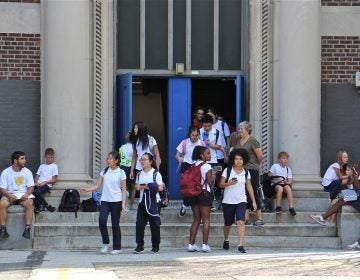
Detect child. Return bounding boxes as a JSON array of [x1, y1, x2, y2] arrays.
[[268, 152, 296, 216], [119, 132, 134, 210], [33, 148, 58, 213], [219, 148, 257, 253], [134, 153, 164, 254]]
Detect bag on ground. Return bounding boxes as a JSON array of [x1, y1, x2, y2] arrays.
[[81, 197, 98, 212], [58, 189, 81, 218]]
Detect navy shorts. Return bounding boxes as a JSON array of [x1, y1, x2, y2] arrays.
[[323, 179, 342, 200], [222, 202, 247, 226]]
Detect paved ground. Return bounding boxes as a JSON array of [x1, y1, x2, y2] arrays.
[[1, 247, 360, 279]]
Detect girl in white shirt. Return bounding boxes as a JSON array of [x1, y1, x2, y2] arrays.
[[81, 151, 127, 255]]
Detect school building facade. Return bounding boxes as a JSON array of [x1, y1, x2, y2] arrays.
[[0, 0, 359, 199]]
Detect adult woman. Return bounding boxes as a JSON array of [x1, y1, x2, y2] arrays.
[[187, 146, 215, 253], [175, 126, 205, 216], [80, 151, 127, 254], [134, 153, 164, 254], [228, 121, 264, 226], [129, 121, 161, 181]]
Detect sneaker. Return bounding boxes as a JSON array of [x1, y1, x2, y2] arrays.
[[22, 227, 31, 239], [34, 207, 41, 214], [150, 247, 159, 254], [0, 227, 9, 239], [133, 245, 144, 254], [238, 246, 247, 253], [211, 207, 216, 212], [201, 244, 211, 253], [223, 240, 230, 250], [347, 241, 360, 250], [244, 220, 252, 225], [110, 250, 122, 255], [253, 219, 265, 226], [187, 244, 200, 252], [289, 208, 296, 216], [310, 214, 325, 226], [275, 206, 282, 214], [100, 244, 109, 254], [179, 205, 187, 217], [46, 205, 56, 212]]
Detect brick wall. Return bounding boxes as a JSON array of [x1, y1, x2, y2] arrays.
[[321, 36, 360, 84], [322, 0, 360, 6], [0, 33, 40, 81]]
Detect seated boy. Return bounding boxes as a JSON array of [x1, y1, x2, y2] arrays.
[[268, 152, 296, 216], [0, 151, 35, 239], [33, 148, 58, 212]]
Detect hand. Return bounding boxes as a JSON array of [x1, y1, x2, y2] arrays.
[[129, 172, 134, 180], [230, 179, 237, 185], [9, 195, 18, 204], [20, 194, 28, 201], [252, 202, 257, 212], [35, 182, 41, 187], [79, 188, 88, 194]]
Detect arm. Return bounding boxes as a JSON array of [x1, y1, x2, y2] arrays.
[[130, 148, 137, 180], [121, 179, 127, 211], [254, 147, 264, 164], [80, 176, 103, 193], [219, 175, 237, 189], [34, 174, 41, 187], [153, 145, 161, 170], [175, 151, 183, 164], [334, 167, 348, 180], [205, 169, 215, 187], [1, 188, 17, 202], [20, 186, 34, 200], [246, 179, 257, 211], [38, 175, 58, 187]]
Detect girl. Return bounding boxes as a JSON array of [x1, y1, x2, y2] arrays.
[[134, 153, 164, 254], [119, 132, 134, 210], [219, 148, 257, 253], [187, 146, 215, 253], [129, 121, 161, 181], [175, 126, 205, 217], [80, 151, 126, 254]]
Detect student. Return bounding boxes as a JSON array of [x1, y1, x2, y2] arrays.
[[268, 152, 296, 216], [33, 148, 58, 213], [119, 132, 134, 210], [175, 126, 205, 217], [129, 121, 161, 181], [80, 151, 127, 254], [0, 151, 35, 239], [219, 148, 257, 253], [134, 153, 164, 254], [187, 146, 215, 253], [192, 106, 205, 130]]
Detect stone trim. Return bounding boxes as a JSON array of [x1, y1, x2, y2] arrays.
[[322, 0, 360, 6]]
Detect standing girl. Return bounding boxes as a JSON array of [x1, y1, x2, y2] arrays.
[[187, 146, 215, 253], [129, 121, 161, 181], [175, 126, 205, 217], [119, 132, 134, 210], [134, 153, 164, 254], [219, 148, 257, 253], [80, 151, 126, 254]]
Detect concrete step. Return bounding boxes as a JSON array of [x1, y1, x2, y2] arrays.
[[32, 235, 340, 250], [33, 222, 337, 238]]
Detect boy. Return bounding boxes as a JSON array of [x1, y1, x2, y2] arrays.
[[33, 148, 58, 212], [268, 152, 296, 216]]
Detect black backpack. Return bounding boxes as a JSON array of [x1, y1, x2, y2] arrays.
[[81, 197, 98, 212], [58, 189, 81, 218]]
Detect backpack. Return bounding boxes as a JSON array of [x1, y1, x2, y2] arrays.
[[151, 171, 169, 209], [180, 162, 206, 197], [81, 197, 98, 212], [261, 172, 286, 198], [58, 189, 81, 218]]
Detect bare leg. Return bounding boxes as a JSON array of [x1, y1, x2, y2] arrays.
[[284, 185, 294, 208], [237, 220, 245, 246], [322, 199, 346, 220], [275, 185, 284, 207], [0, 199, 10, 225], [223, 224, 231, 240], [189, 204, 201, 244], [21, 199, 34, 225], [199, 205, 211, 244]]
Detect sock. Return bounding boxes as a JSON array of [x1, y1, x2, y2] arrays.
[[25, 224, 31, 229]]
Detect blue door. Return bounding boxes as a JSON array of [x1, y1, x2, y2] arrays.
[[116, 73, 133, 148], [236, 74, 245, 124], [168, 78, 192, 199]]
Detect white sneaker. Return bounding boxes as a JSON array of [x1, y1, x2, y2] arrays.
[[110, 250, 122, 255], [347, 241, 360, 250], [201, 244, 211, 253], [187, 244, 200, 252], [100, 244, 109, 254], [310, 214, 325, 226]]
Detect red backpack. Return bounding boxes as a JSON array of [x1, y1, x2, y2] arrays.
[[180, 162, 206, 197]]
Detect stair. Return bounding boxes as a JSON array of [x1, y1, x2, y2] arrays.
[[32, 186, 340, 250]]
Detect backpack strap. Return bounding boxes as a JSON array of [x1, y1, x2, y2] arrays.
[[199, 140, 206, 146], [181, 139, 187, 156], [215, 129, 220, 144], [225, 167, 232, 183], [103, 166, 109, 175], [152, 170, 158, 183]]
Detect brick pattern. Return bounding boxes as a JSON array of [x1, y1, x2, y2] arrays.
[[0, 33, 40, 81], [321, 36, 360, 84], [0, 0, 40, 3], [322, 0, 360, 6]]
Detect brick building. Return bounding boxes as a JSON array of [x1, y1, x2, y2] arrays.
[[0, 0, 359, 199]]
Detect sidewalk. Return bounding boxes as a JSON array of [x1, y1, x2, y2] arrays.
[[1, 247, 360, 279]]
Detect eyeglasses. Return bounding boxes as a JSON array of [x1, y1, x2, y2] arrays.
[[140, 158, 149, 162]]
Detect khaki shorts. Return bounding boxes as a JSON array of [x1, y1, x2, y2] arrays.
[[0, 195, 28, 206]]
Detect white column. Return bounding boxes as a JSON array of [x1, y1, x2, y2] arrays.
[[273, 0, 321, 183], [41, 1, 92, 182]]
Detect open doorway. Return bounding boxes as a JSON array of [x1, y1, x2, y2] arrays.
[[192, 78, 237, 132]]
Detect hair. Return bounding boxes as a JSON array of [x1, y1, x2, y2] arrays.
[[228, 148, 250, 166], [336, 150, 348, 164], [202, 113, 214, 124], [130, 121, 149, 149], [142, 152, 157, 170], [239, 121, 252, 134], [11, 151, 25, 163], [194, 106, 204, 113], [278, 151, 289, 159], [45, 148, 55, 156], [192, 146, 208, 161], [187, 125, 200, 137], [108, 151, 120, 162]]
